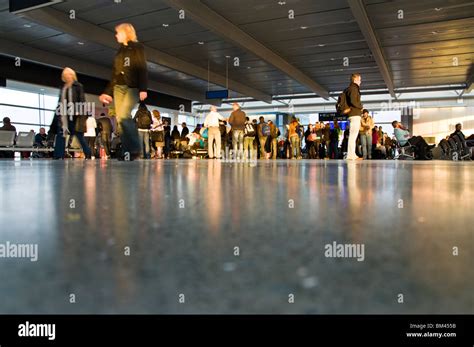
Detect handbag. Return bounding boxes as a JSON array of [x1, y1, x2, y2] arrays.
[[75, 115, 88, 133], [151, 131, 164, 142]]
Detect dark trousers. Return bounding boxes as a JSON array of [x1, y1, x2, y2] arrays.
[[408, 136, 428, 159], [164, 136, 171, 157], [101, 132, 111, 156], [86, 136, 96, 157], [54, 128, 91, 159], [328, 140, 338, 159]]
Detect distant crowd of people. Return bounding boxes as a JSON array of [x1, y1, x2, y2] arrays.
[[0, 39, 473, 162]]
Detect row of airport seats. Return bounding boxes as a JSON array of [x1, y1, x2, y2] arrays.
[[0, 131, 52, 154], [437, 134, 472, 161], [0, 131, 83, 157]]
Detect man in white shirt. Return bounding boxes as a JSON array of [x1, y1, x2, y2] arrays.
[[204, 105, 225, 159]]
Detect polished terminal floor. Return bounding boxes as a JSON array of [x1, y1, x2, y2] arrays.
[[0, 159, 472, 314]]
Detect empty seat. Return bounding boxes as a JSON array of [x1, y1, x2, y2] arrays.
[[0, 131, 16, 147], [15, 132, 35, 147]]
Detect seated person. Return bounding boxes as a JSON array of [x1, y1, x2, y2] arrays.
[[0, 117, 16, 158], [34, 127, 48, 147], [392, 121, 434, 159], [450, 123, 468, 143], [450, 123, 471, 156], [0, 117, 16, 133]]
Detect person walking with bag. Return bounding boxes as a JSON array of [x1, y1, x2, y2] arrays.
[[99, 23, 148, 160], [53, 67, 91, 160], [133, 102, 152, 159]]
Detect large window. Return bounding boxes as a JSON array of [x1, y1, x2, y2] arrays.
[[0, 86, 57, 133]]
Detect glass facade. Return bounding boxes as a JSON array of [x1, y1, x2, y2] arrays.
[[0, 86, 57, 133]]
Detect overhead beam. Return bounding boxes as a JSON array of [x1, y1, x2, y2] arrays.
[[465, 72, 474, 94], [20, 7, 272, 103], [348, 0, 396, 98], [161, 0, 330, 100], [0, 38, 219, 104]]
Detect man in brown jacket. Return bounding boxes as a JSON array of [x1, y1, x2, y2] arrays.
[[359, 109, 374, 159], [228, 102, 246, 159], [346, 73, 363, 160]]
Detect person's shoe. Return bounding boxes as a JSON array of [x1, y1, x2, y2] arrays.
[[91, 156, 95, 160]]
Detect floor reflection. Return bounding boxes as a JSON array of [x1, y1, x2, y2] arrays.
[[0, 160, 472, 313]]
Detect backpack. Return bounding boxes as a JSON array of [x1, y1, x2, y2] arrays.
[[336, 88, 351, 115], [135, 103, 152, 129], [245, 122, 256, 137], [262, 124, 271, 136]]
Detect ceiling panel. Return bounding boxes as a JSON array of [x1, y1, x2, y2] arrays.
[[1, 0, 472, 100], [202, 0, 350, 25], [365, 0, 474, 29], [378, 17, 474, 46], [26, 33, 110, 57], [53, 0, 169, 26]]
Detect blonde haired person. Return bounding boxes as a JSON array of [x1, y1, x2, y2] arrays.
[[52, 67, 92, 159], [99, 23, 148, 159], [359, 109, 374, 159], [150, 110, 165, 159]]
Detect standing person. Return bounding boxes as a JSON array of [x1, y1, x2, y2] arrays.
[[180, 122, 189, 149], [53, 67, 91, 160], [84, 114, 97, 159], [97, 113, 113, 159], [322, 123, 331, 158], [98, 23, 148, 159], [314, 122, 323, 159], [243, 116, 257, 160], [163, 120, 171, 159], [288, 116, 300, 159], [228, 102, 246, 159], [204, 105, 225, 159], [329, 120, 341, 159], [372, 126, 379, 156], [359, 109, 374, 160], [378, 126, 384, 143], [133, 102, 152, 159], [345, 73, 363, 160], [171, 125, 181, 150], [150, 110, 164, 159], [305, 124, 317, 159], [268, 120, 279, 160], [257, 116, 269, 160]]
